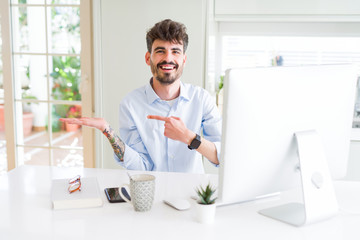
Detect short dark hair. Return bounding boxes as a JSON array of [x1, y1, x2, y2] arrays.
[[146, 19, 189, 53]]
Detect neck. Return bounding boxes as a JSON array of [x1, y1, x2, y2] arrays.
[[151, 78, 181, 101]]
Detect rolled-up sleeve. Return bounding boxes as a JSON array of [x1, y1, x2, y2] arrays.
[[202, 91, 222, 166]]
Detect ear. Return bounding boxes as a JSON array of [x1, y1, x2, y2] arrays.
[[183, 54, 187, 65], [145, 52, 151, 66]]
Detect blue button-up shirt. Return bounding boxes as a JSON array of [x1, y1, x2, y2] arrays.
[[114, 80, 222, 173]]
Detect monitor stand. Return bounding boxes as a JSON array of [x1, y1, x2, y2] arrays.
[[258, 130, 338, 226]]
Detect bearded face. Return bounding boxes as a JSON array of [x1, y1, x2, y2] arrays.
[[146, 40, 186, 86]]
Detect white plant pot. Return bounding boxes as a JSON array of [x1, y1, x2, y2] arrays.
[[196, 203, 216, 224]]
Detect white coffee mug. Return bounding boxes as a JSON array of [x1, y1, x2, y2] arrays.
[[120, 174, 155, 212]]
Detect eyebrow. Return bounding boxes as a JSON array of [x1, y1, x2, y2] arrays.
[[172, 47, 182, 52], [153, 47, 183, 52]]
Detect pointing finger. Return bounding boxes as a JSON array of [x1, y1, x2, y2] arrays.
[[147, 115, 169, 122], [170, 116, 181, 120]]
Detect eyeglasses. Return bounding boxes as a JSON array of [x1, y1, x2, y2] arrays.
[[68, 175, 81, 194]]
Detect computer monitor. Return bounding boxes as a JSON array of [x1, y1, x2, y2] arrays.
[[217, 64, 358, 226]]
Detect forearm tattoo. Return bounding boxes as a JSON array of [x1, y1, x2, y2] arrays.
[[103, 126, 125, 162]]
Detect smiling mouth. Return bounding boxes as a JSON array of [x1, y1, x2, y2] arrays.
[[159, 65, 176, 71]]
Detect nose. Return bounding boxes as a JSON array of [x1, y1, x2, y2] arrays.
[[163, 51, 174, 62]]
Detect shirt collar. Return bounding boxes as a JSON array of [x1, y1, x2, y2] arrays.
[[145, 78, 190, 104], [179, 81, 190, 102]]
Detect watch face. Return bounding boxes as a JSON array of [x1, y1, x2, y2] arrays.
[[189, 134, 201, 150]]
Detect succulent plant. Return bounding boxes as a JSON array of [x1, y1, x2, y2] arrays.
[[196, 183, 217, 205]]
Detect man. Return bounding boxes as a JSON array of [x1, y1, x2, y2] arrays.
[[61, 19, 221, 173]]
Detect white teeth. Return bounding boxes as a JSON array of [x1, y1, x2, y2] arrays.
[[161, 66, 175, 70]]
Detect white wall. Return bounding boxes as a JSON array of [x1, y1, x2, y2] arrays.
[[214, 0, 360, 21], [94, 0, 207, 169]]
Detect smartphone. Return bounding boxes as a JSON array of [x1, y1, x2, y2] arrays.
[[104, 187, 131, 203]]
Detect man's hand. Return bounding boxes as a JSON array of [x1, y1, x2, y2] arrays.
[[148, 114, 219, 165], [60, 117, 109, 132], [147, 115, 195, 145], [60, 117, 125, 161]]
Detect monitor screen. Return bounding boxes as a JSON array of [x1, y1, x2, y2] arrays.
[[218, 64, 358, 206]]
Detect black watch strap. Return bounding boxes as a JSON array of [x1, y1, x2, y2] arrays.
[[188, 134, 201, 150]]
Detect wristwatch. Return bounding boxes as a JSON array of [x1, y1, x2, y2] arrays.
[[188, 134, 201, 150]]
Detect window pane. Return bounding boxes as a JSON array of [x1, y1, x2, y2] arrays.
[[53, 125, 82, 147], [11, 6, 46, 53], [46, 0, 80, 4], [0, 16, 3, 90], [0, 104, 5, 175], [0, 14, 6, 175], [19, 146, 50, 166], [221, 36, 360, 71], [15, 102, 48, 139], [11, 0, 45, 4], [52, 103, 82, 148], [52, 148, 83, 167], [49, 6, 80, 54], [0, 138, 6, 175], [13, 55, 47, 101], [220, 36, 360, 128], [50, 55, 81, 101], [0, 103, 5, 174]]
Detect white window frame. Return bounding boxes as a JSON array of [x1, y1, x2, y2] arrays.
[[0, 0, 94, 171]]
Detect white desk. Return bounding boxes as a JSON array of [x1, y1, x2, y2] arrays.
[[1, 165, 360, 240]]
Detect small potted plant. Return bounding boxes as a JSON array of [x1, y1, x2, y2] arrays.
[[216, 75, 224, 114], [195, 183, 217, 224]]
